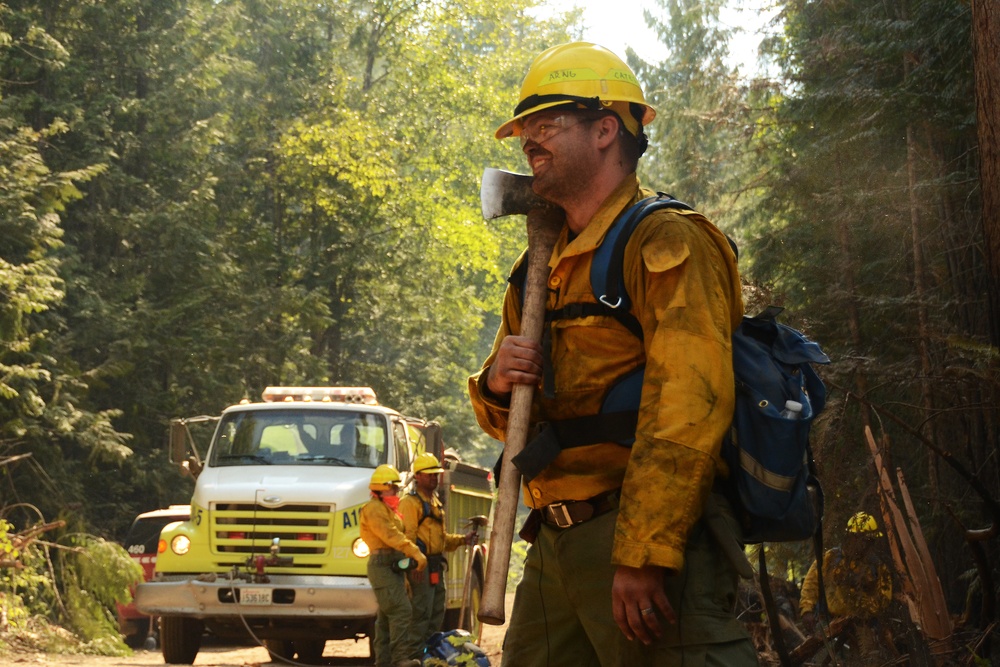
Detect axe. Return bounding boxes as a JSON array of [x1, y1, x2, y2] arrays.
[[478, 167, 564, 625]]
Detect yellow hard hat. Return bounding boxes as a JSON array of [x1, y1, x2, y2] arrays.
[[495, 41, 656, 140], [846, 512, 881, 535], [369, 464, 401, 491], [413, 452, 445, 475]]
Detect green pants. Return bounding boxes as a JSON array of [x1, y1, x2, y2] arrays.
[[501, 503, 757, 667], [408, 558, 447, 648], [368, 552, 418, 667]]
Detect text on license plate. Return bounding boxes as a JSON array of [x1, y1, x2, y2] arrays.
[[240, 588, 272, 605]]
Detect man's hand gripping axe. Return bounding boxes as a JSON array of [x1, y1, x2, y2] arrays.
[[478, 168, 564, 625]]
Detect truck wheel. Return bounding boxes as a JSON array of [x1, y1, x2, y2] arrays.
[[264, 639, 294, 659], [159, 616, 203, 664], [294, 639, 326, 663]]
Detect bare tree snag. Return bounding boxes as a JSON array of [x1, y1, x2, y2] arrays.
[[866, 427, 952, 640], [896, 469, 952, 640]]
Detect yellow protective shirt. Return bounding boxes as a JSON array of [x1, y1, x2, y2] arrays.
[[468, 175, 743, 573], [358, 496, 424, 562], [399, 490, 466, 556], [799, 548, 892, 618]]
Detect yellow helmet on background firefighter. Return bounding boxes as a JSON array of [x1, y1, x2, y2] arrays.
[[369, 464, 401, 492], [846, 511, 882, 536], [495, 41, 656, 140], [413, 452, 445, 475]]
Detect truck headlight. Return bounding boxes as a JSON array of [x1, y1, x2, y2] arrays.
[[171, 535, 192, 555], [352, 538, 369, 558]]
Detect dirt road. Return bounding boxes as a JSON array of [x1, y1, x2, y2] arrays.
[[7, 630, 502, 667], [6, 601, 509, 667]]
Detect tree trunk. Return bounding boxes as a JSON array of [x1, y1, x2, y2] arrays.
[[905, 121, 939, 495], [833, 148, 874, 434], [971, 0, 1000, 348]]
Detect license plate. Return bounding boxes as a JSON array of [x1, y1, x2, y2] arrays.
[[240, 588, 272, 605]]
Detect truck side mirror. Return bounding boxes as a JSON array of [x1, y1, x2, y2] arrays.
[[424, 421, 444, 461], [169, 420, 188, 464]]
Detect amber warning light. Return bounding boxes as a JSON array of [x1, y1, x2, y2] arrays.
[[261, 386, 378, 405]]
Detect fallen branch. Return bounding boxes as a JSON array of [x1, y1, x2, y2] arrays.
[[1, 520, 67, 569], [789, 615, 854, 665], [0, 453, 33, 468]]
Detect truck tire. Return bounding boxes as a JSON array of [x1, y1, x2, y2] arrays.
[[159, 616, 203, 664], [463, 567, 484, 638], [294, 639, 326, 663]]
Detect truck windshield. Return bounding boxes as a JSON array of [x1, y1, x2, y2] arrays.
[[210, 409, 389, 468]]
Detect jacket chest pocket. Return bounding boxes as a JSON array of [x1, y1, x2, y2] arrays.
[[548, 318, 644, 398]]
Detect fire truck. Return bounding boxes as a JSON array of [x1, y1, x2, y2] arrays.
[[135, 386, 493, 664]]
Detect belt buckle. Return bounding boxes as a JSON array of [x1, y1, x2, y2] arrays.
[[546, 501, 575, 529]]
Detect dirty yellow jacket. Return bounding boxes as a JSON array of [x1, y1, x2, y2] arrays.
[[468, 175, 743, 573], [399, 490, 466, 556], [359, 496, 425, 563], [800, 548, 892, 618]]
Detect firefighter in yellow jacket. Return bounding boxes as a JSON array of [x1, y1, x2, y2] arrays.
[[799, 512, 893, 664], [399, 452, 475, 647], [359, 464, 427, 667], [468, 41, 756, 666]]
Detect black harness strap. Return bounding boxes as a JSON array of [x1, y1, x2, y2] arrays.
[[512, 410, 639, 482], [504, 195, 700, 481]]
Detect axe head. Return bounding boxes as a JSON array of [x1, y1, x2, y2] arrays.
[[481, 168, 551, 219]]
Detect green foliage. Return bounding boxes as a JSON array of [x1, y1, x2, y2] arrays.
[[56, 535, 139, 653], [1, 0, 575, 526], [507, 539, 530, 589], [740, 0, 989, 610], [0, 521, 140, 656], [633, 0, 753, 230], [0, 523, 57, 651], [0, 0, 989, 643], [0, 8, 133, 527]]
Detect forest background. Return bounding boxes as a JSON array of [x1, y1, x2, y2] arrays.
[[2, 0, 999, 656]]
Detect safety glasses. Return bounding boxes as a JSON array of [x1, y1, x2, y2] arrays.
[[518, 113, 598, 148]]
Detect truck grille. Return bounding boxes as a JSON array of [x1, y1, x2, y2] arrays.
[[211, 503, 333, 559]]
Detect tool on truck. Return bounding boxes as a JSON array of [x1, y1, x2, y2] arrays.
[[136, 386, 493, 665]]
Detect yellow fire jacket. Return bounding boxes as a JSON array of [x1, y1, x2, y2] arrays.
[[468, 175, 743, 572], [359, 496, 426, 564], [799, 548, 892, 618], [399, 490, 466, 556]]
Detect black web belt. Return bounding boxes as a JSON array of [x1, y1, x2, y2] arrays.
[[540, 489, 619, 529]]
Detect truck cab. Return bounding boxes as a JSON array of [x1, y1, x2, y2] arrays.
[[136, 386, 492, 665]]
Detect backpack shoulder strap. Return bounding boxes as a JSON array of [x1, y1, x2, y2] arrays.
[[590, 194, 693, 329], [418, 496, 442, 526], [505, 195, 691, 340]]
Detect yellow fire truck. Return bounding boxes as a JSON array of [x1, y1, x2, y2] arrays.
[[136, 386, 493, 664]]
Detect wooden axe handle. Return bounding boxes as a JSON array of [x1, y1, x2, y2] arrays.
[[478, 206, 563, 625]]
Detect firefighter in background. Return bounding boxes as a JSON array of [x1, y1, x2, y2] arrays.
[[359, 464, 427, 667], [799, 511, 894, 663], [400, 452, 476, 647]]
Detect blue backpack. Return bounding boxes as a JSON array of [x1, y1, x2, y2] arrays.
[[422, 629, 491, 666], [509, 194, 830, 544]]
